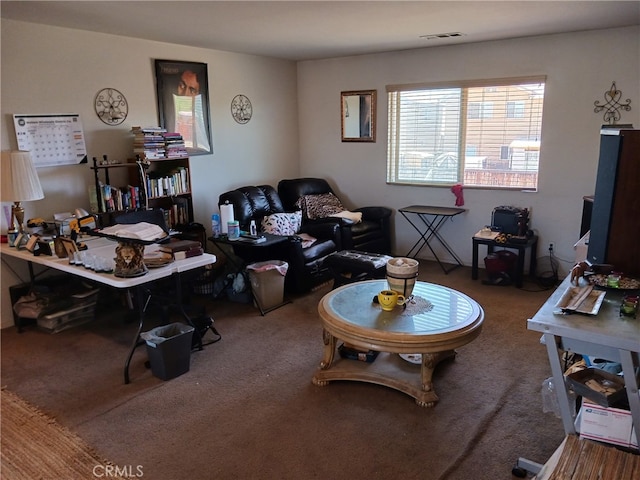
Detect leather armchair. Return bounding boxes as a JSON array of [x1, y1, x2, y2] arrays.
[[218, 185, 340, 293], [277, 178, 392, 254]]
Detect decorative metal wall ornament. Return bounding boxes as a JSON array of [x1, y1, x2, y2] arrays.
[[231, 94, 252, 124], [594, 82, 632, 125], [94, 88, 128, 125]]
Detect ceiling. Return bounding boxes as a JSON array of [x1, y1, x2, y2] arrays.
[[2, 1, 639, 61]]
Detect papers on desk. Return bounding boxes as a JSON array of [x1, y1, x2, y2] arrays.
[[98, 222, 168, 242], [474, 229, 499, 240]]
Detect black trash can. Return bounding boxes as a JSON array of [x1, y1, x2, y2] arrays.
[[140, 323, 194, 380]]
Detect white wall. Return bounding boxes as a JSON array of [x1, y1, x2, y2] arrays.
[[297, 26, 640, 277], [1, 19, 299, 328], [1, 21, 638, 328]]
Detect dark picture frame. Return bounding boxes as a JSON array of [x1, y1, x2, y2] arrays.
[[154, 59, 213, 155], [341, 90, 376, 142]]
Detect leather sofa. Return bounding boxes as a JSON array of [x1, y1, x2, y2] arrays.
[[277, 178, 392, 254], [218, 185, 341, 293]]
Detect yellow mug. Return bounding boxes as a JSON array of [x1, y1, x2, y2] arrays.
[[378, 290, 406, 311]]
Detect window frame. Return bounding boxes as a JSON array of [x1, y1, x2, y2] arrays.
[[386, 75, 546, 191]]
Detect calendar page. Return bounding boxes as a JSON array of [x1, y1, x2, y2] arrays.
[[13, 114, 87, 167]]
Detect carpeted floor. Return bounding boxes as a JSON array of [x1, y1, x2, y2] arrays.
[[1, 262, 566, 479]]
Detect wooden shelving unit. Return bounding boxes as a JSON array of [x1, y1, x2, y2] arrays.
[[90, 155, 193, 229], [143, 156, 194, 228]]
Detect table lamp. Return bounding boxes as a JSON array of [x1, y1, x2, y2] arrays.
[[1, 151, 45, 235]]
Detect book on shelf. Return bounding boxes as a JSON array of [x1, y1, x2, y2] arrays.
[[94, 181, 143, 213], [145, 168, 189, 198], [169, 197, 190, 227]]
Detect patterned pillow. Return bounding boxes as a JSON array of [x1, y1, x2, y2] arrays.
[[261, 211, 302, 236], [295, 193, 345, 220]]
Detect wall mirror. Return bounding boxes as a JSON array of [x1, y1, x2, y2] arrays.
[[341, 90, 376, 142]]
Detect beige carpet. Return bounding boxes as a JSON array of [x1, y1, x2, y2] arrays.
[[1, 262, 567, 479], [1, 388, 127, 480]]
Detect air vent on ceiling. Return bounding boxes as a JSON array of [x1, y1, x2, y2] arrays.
[[419, 32, 466, 40]]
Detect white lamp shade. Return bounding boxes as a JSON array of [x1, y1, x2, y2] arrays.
[[1, 151, 45, 202]]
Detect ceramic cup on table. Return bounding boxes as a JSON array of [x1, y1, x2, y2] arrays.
[[377, 290, 406, 311]]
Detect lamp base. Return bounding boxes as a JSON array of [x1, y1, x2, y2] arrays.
[[12, 202, 25, 234]]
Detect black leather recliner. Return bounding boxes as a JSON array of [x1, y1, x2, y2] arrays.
[[277, 178, 392, 254], [218, 185, 341, 293]]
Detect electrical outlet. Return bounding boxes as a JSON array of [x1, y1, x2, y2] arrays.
[[548, 242, 554, 252]]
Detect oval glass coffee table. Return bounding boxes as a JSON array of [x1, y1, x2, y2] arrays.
[[313, 279, 484, 407]]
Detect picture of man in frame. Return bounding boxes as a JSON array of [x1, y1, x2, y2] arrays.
[[155, 60, 212, 155]]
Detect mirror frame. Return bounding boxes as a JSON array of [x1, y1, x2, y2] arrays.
[[341, 90, 376, 142]]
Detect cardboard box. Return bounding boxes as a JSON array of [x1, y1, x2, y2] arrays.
[[579, 400, 638, 449], [566, 367, 626, 407]]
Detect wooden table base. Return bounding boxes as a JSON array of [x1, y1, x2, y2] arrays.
[[313, 330, 457, 407]]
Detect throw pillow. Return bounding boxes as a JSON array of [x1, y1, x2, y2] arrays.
[[296, 193, 345, 220], [261, 211, 302, 236]]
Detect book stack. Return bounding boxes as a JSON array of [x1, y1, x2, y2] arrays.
[[158, 239, 203, 259], [131, 126, 167, 160], [163, 132, 188, 158]]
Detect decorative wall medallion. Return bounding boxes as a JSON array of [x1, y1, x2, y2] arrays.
[[231, 94, 252, 124], [594, 81, 632, 125], [95, 88, 128, 125]]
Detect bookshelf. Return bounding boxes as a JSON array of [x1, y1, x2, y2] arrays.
[[90, 155, 146, 228], [142, 156, 193, 229], [90, 127, 194, 229]]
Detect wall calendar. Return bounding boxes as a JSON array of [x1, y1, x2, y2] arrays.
[[13, 114, 87, 167]]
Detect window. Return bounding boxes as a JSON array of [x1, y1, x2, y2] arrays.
[[386, 76, 545, 190], [506, 101, 526, 118]]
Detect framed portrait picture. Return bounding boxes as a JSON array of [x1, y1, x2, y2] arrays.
[[154, 59, 213, 155]]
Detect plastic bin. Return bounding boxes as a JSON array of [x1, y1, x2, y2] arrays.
[[246, 260, 288, 311], [140, 323, 194, 380]]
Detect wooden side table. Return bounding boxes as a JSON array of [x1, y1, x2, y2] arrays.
[[471, 235, 538, 288]]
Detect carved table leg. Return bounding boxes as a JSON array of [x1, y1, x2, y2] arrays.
[[313, 329, 337, 386], [416, 350, 457, 407]]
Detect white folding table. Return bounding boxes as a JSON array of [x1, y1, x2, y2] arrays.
[[1, 237, 216, 383]]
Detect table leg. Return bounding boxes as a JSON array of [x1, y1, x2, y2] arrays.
[[401, 211, 433, 258], [472, 240, 480, 280], [530, 238, 538, 277], [124, 285, 149, 384], [416, 350, 457, 407], [543, 333, 577, 435], [402, 213, 463, 274], [619, 349, 640, 445], [173, 271, 204, 350], [313, 329, 337, 386], [515, 247, 526, 288]]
